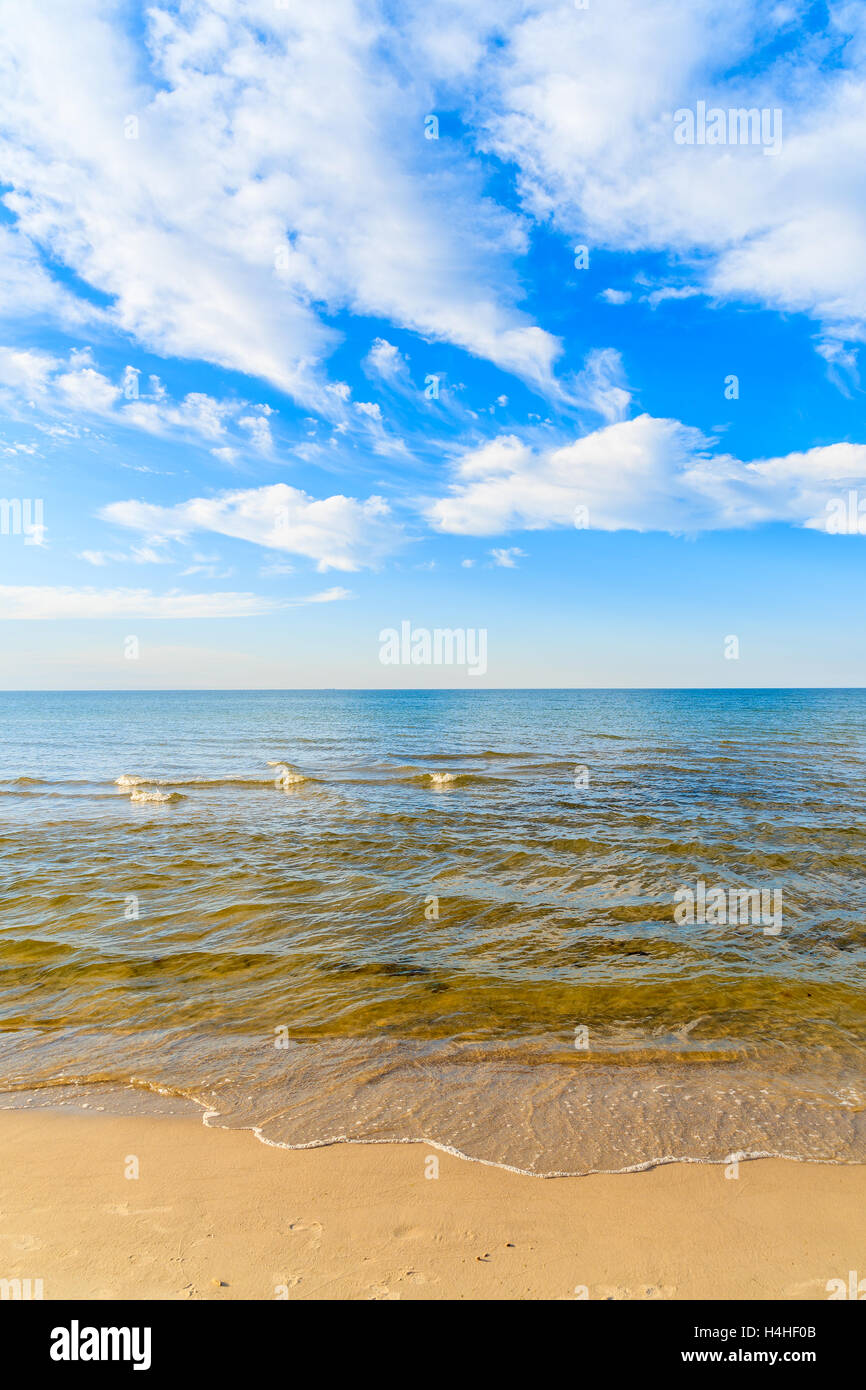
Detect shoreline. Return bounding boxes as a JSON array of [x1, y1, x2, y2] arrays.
[[0, 1106, 863, 1300]]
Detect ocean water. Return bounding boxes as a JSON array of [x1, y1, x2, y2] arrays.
[[0, 688, 864, 1174]]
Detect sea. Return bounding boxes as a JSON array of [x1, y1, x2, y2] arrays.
[[0, 688, 863, 1174]]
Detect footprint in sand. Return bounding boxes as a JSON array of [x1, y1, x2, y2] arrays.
[[594, 1282, 675, 1300], [286, 1219, 323, 1252], [787, 1277, 829, 1299], [391, 1225, 426, 1242], [367, 1282, 401, 1300], [11, 1233, 43, 1252], [104, 1202, 172, 1217]]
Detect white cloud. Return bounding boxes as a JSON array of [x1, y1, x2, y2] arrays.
[[0, 586, 282, 620], [259, 560, 295, 577], [79, 546, 168, 566], [429, 414, 866, 536], [299, 586, 353, 604], [56, 365, 121, 413], [3, 1, 865, 405], [0, 225, 103, 331], [122, 390, 234, 442], [642, 285, 701, 310], [101, 482, 401, 571], [349, 398, 409, 458], [566, 347, 631, 423], [0, 343, 280, 454], [599, 289, 631, 306], [1, 440, 38, 456], [238, 414, 273, 453], [489, 546, 526, 567], [467, 0, 866, 351], [0, 583, 352, 619], [815, 339, 860, 397], [0, 0, 560, 402], [0, 346, 59, 396], [363, 337, 410, 384]]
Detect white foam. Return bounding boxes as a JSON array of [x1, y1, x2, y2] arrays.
[[267, 760, 307, 786], [198, 1106, 814, 1179]]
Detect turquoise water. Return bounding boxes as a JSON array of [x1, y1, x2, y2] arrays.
[[0, 688, 864, 1172]]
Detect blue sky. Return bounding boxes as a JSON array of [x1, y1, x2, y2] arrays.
[[1, 0, 865, 687]]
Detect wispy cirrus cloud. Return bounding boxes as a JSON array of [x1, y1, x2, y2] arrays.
[[469, 0, 866, 360], [0, 345, 277, 458], [565, 348, 631, 423], [78, 546, 169, 567], [0, 0, 561, 403], [0, 225, 105, 332], [0, 584, 351, 620]]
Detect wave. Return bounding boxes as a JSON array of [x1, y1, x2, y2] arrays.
[[129, 787, 182, 804], [387, 768, 499, 787], [266, 761, 309, 787], [385, 766, 495, 788], [114, 771, 309, 789], [3, 1051, 863, 1178]]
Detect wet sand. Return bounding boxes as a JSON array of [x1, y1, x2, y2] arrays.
[[0, 1107, 862, 1300]]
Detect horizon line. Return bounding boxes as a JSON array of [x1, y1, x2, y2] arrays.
[[1, 686, 864, 695]]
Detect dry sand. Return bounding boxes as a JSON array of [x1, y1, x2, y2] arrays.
[[0, 1107, 862, 1300]]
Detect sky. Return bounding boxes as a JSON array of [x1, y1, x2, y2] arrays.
[[1, 0, 865, 688]]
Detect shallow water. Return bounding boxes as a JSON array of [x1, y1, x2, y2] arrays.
[[0, 688, 864, 1173]]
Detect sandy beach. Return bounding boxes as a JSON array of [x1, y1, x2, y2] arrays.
[[0, 1107, 862, 1301]]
